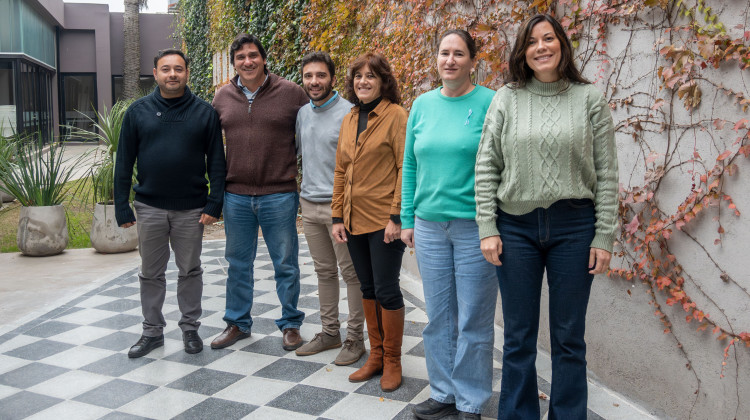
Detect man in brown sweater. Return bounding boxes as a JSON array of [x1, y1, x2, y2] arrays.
[[210, 33, 309, 351]]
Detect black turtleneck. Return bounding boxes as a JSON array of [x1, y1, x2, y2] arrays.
[[356, 96, 382, 143]]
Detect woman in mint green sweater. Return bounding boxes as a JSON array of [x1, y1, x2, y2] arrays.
[[401, 30, 497, 420], [475, 15, 619, 420]]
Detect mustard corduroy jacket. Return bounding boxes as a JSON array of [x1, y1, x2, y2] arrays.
[[331, 99, 408, 235]]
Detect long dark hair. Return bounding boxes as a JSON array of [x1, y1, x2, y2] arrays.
[[507, 14, 589, 87], [344, 53, 401, 106]]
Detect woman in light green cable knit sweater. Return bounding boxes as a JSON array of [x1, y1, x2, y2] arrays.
[[474, 14, 619, 420]]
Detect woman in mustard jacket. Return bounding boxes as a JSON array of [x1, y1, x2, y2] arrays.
[[331, 52, 408, 392]]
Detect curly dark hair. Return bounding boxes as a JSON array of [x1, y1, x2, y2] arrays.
[[344, 53, 401, 106], [507, 14, 589, 87]]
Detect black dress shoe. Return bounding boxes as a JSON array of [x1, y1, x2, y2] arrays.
[[413, 398, 458, 419], [457, 411, 481, 419], [183, 330, 203, 354], [128, 334, 164, 358]]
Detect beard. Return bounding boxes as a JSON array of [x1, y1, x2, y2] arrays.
[[305, 83, 333, 102]]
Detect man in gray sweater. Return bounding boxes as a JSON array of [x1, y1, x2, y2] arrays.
[[294, 52, 365, 365]]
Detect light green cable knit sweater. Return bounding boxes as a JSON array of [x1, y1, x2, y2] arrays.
[[474, 77, 619, 252]]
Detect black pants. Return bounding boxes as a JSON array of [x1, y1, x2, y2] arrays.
[[346, 228, 405, 310]]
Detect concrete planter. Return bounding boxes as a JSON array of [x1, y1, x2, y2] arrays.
[[0, 181, 14, 203], [17, 205, 68, 256], [90, 203, 138, 253]]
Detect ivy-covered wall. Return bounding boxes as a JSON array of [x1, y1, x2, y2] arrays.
[[175, 0, 750, 417], [177, 0, 213, 100]]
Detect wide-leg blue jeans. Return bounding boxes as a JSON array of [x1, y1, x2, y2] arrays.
[[222, 191, 304, 332], [414, 217, 497, 414], [496, 199, 596, 420]]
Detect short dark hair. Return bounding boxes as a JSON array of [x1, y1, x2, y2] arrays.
[[507, 14, 589, 87], [153, 49, 189, 69], [344, 52, 401, 106], [230, 33, 267, 66], [301, 51, 336, 79], [438, 29, 477, 59]]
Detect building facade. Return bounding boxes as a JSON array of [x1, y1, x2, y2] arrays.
[[0, 0, 175, 141]]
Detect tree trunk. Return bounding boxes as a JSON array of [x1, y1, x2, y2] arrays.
[[123, 0, 141, 100]]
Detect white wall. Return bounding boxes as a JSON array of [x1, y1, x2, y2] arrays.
[[403, 2, 750, 418]]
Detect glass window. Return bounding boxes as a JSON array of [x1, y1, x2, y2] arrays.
[[0, 61, 15, 136], [15, 60, 52, 142], [18, 0, 56, 68], [61, 73, 97, 141], [21, 62, 40, 134], [112, 75, 156, 103], [0, 0, 21, 54]]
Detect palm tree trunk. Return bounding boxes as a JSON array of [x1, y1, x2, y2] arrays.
[[123, 0, 142, 100]]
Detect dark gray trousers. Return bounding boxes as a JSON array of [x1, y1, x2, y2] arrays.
[[134, 201, 204, 337]]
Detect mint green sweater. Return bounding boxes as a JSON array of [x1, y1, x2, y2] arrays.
[[475, 78, 619, 252], [401, 85, 496, 229]]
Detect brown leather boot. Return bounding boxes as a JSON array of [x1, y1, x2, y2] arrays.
[[348, 299, 384, 382], [380, 305, 405, 392]]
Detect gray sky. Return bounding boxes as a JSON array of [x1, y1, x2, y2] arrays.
[[62, 0, 170, 14]]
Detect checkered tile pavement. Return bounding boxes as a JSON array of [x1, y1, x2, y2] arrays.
[[0, 237, 648, 420]]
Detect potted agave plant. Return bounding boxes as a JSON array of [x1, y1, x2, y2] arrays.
[[67, 100, 138, 253], [0, 132, 17, 203], [0, 133, 83, 256]]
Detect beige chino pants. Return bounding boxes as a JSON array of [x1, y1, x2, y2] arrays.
[[300, 198, 364, 341]]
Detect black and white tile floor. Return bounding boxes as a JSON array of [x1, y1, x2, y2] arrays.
[[0, 237, 655, 420]]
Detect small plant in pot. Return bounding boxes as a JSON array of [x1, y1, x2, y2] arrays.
[[0, 133, 84, 256], [0, 130, 18, 203], [68, 100, 138, 253]]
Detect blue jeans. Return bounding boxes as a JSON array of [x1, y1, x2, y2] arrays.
[[414, 217, 497, 414], [496, 199, 595, 420], [223, 191, 304, 332]]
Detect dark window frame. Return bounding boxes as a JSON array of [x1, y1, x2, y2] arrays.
[[111, 74, 157, 104], [0, 55, 54, 143], [59, 71, 98, 142]]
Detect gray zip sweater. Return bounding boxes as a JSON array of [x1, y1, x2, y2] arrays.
[[295, 93, 353, 203]]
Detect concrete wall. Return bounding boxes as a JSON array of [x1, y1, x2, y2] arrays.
[[58, 30, 96, 73], [401, 4, 750, 419], [108, 12, 176, 77], [26, 0, 64, 28], [62, 3, 111, 111]]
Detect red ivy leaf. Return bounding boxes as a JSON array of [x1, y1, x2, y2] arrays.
[[625, 215, 640, 234], [656, 276, 672, 289], [694, 310, 705, 322], [716, 150, 732, 161]]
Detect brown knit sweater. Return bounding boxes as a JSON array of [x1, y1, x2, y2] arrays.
[[212, 73, 308, 195]]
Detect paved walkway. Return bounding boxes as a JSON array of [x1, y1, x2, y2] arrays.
[[0, 237, 657, 419]]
